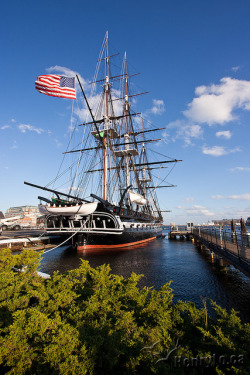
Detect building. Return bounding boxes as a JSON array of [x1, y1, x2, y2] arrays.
[[213, 219, 240, 226], [5, 206, 40, 226]]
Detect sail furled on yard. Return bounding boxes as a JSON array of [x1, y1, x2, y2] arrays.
[[35, 75, 76, 99]]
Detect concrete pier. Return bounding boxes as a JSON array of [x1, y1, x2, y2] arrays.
[[168, 230, 193, 241], [0, 230, 61, 252]]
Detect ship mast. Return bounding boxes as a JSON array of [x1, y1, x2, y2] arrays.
[[124, 53, 130, 192], [103, 33, 109, 200], [141, 116, 147, 198]]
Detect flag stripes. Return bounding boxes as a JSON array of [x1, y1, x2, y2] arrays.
[[35, 75, 76, 99]]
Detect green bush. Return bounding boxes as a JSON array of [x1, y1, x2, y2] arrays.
[[0, 249, 249, 374]]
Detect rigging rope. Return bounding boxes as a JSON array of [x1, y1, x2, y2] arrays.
[[43, 223, 86, 254]]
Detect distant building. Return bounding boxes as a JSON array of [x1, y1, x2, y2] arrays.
[[0, 211, 4, 219], [5, 206, 40, 226], [213, 219, 240, 226]]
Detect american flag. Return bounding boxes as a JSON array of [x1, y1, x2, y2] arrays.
[[35, 75, 76, 99]]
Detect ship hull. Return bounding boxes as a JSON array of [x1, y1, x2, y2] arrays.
[[43, 210, 163, 251], [75, 227, 163, 250]]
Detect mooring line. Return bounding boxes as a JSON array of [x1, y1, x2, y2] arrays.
[[43, 225, 85, 254]]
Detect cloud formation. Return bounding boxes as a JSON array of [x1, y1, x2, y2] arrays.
[[167, 120, 203, 146], [1, 119, 16, 131], [18, 124, 44, 134], [183, 197, 195, 202], [212, 194, 250, 201], [230, 166, 250, 172], [150, 99, 165, 115], [46, 66, 88, 92], [177, 204, 214, 217], [202, 145, 241, 157], [215, 130, 232, 139], [1, 125, 11, 130], [165, 76, 250, 151], [46, 66, 123, 124], [184, 77, 250, 125]]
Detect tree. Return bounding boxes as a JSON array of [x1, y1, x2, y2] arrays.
[[0, 249, 249, 374]]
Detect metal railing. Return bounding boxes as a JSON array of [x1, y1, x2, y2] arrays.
[[192, 227, 250, 262]]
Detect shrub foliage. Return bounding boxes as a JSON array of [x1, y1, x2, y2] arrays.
[[0, 249, 249, 374]]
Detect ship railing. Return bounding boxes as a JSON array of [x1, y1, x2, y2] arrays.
[[90, 123, 119, 139], [46, 227, 123, 234]]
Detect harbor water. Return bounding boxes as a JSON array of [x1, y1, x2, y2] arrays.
[[40, 230, 250, 323]]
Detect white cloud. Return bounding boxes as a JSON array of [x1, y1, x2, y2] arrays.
[[161, 130, 170, 143], [183, 197, 195, 202], [202, 145, 241, 157], [167, 120, 203, 146], [74, 92, 104, 122], [74, 90, 123, 123], [212, 194, 250, 201], [176, 205, 184, 209], [182, 124, 203, 145], [230, 166, 250, 172], [18, 124, 44, 134], [228, 194, 250, 201], [184, 77, 250, 125], [215, 130, 232, 139], [232, 66, 240, 72], [211, 195, 224, 200], [1, 125, 11, 130], [46, 66, 89, 93], [166, 119, 182, 130], [46, 66, 123, 126], [185, 204, 214, 217], [150, 99, 165, 115]]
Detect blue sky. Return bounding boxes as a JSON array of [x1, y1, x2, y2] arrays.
[[1, 0, 250, 224]]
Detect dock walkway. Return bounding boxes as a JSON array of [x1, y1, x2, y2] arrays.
[[192, 227, 250, 276], [192, 228, 250, 261], [167, 226, 250, 276]]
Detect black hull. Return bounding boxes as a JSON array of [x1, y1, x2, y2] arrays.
[[75, 228, 163, 250], [43, 209, 163, 250]]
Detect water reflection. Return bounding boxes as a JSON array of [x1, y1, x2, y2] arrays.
[[40, 232, 250, 322]]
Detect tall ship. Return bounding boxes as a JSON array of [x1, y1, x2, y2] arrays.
[[25, 34, 181, 250]]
